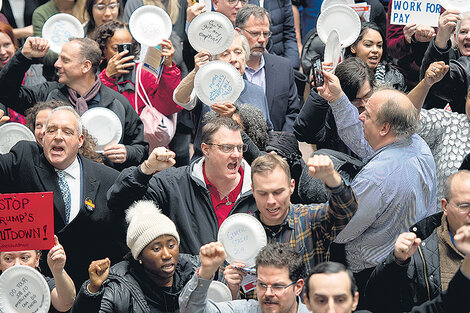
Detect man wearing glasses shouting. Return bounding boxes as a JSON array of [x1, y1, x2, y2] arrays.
[[108, 116, 257, 256], [180, 242, 310, 313]]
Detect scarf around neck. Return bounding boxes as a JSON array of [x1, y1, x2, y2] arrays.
[[67, 77, 102, 115]]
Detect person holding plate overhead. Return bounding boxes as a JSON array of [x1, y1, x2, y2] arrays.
[[0, 36, 148, 170], [173, 30, 273, 160], [71, 200, 199, 313], [0, 236, 76, 312], [90, 20, 182, 150]]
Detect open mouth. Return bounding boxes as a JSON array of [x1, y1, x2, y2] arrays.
[[227, 162, 237, 171], [1, 56, 10, 64], [368, 55, 379, 64], [161, 263, 175, 273], [52, 146, 65, 154]]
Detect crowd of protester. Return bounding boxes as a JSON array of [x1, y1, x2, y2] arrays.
[[1, 0, 470, 312]]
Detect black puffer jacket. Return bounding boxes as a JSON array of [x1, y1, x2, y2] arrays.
[[364, 213, 444, 313], [71, 254, 199, 313]]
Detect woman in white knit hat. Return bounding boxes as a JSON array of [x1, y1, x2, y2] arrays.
[[70, 200, 199, 312]]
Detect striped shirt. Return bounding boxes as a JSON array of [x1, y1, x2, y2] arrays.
[[330, 94, 437, 272]]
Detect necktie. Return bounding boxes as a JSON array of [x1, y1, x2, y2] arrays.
[[57, 170, 71, 224]]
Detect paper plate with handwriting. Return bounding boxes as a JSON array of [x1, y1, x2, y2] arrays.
[[42, 13, 84, 53], [129, 5, 172, 47], [81, 107, 122, 153], [188, 11, 234, 55], [0, 123, 36, 154], [0, 265, 50, 313], [218, 213, 267, 268], [194, 61, 243, 105], [317, 4, 361, 47]]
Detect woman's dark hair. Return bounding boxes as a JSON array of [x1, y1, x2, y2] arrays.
[[335, 57, 375, 100], [85, 0, 123, 36], [344, 21, 388, 62], [89, 20, 139, 70]]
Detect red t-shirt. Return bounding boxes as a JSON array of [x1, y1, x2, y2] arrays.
[[203, 162, 244, 228]]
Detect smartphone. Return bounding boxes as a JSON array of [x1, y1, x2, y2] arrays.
[[311, 56, 324, 88], [118, 43, 134, 70]]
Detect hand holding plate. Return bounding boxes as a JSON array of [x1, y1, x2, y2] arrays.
[[393, 232, 421, 265], [105, 50, 135, 78], [103, 144, 128, 164], [21, 37, 50, 59], [194, 50, 211, 72], [141, 146, 176, 174], [187, 2, 206, 22], [87, 258, 111, 293], [199, 242, 227, 280], [0, 109, 10, 126], [161, 39, 175, 67], [307, 154, 342, 188], [211, 102, 236, 117]]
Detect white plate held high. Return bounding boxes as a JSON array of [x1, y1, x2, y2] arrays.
[[42, 13, 84, 53], [218, 213, 267, 268], [81, 107, 122, 153], [194, 61, 243, 106], [129, 5, 172, 47], [317, 4, 361, 47], [188, 11, 234, 55]]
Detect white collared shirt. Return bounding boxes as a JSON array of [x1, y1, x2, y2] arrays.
[[56, 158, 81, 223]]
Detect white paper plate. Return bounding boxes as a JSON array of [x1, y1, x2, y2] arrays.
[[437, 0, 470, 12], [321, 0, 355, 12], [317, 4, 361, 47], [42, 13, 84, 54], [194, 61, 243, 105], [129, 5, 172, 47], [324, 30, 341, 68], [207, 281, 233, 303], [218, 213, 267, 268], [81, 107, 122, 153], [0, 0, 3, 12], [0, 123, 36, 154], [188, 11, 234, 55], [0, 265, 51, 313]]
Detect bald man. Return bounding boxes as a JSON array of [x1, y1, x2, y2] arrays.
[[317, 71, 437, 298]]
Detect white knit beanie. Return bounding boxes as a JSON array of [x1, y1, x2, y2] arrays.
[[125, 200, 180, 259]]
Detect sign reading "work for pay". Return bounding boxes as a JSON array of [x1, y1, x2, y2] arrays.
[[391, 0, 441, 27]]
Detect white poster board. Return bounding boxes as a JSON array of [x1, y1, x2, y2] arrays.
[[390, 0, 441, 27]]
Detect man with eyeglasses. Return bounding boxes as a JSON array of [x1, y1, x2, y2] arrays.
[[180, 242, 310, 313], [108, 116, 258, 256], [234, 5, 299, 132], [187, 0, 247, 26], [365, 170, 470, 313]]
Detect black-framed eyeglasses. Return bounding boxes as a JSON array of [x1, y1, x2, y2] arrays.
[[206, 143, 247, 153], [93, 2, 120, 11], [256, 280, 298, 294], [227, 0, 248, 5], [243, 29, 272, 39]]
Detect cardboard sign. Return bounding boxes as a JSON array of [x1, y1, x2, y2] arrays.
[[390, 0, 441, 27], [0, 192, 54, 252]]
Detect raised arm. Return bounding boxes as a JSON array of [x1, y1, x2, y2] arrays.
[[48, 236, 76, 312]]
